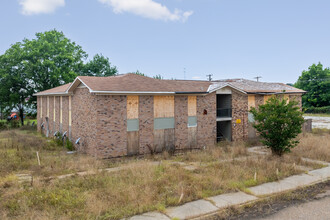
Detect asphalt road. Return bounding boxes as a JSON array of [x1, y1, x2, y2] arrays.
[[260, 195, 330, 220]]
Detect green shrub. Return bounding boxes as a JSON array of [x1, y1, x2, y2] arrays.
[[65, 140, 75, 151], [250, 96, 305, 156], [304, 106, 330, 114], [0, 121, 8, 130], [10, 120, 20, 129]]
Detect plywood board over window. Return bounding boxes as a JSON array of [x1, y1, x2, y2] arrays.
[[127, 96, 139, 119], [154, 96, 174, 118], [248, 95, 255, 110], [284, 94, 289, 104], [127, 95, 139, 155], [264, 95, 272, 104], [188, 96, 197, 116]]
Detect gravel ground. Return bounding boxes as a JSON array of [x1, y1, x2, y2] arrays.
[[304, 116, 330, 129]]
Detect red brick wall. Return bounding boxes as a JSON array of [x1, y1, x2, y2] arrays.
[[232, 90, 248, 141], [71, 88, 98, 155], [289, 94, 302, 109], [255, 95, 264, 109], [197, 92, 217, 147], [139, 95, 154, 154], [175, 96, 188, 150], [96, 95, 127, 158]]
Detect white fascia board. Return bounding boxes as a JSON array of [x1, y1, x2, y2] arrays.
[[65, 77, 93, 93], [33, 92, 71, 96], [209, 83, 247, 94]]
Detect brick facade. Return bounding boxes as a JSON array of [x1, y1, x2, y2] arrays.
[[197, 92, 217, 147], [255, 95, 264, 109], [71, 88, 98, 155], [231, 90, 248, 141], [289, 94, 302, 109], [96, 95, 127, 158], [174, 96, 188, 150], [36, 88, 303, 158]]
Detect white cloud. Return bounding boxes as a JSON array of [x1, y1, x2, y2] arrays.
[[192, 76, 201, 80], [98, 0, 193, 22], [19, 0, 65, 15]]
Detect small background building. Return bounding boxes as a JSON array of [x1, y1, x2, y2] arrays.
[[35, 74, 305, 158]]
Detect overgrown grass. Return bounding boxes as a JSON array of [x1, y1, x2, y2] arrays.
[[292, 129, 330, 162], [0, 130, 113, 178], [154, 141, 249, 163], [304, 113, 330, 117], [0, 129, 328, 219], [0, 156, 303, 219]]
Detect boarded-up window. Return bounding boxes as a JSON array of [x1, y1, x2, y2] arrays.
[[264, 95, 272, 104], [188, 96, 197, 116], [127, 119, 139, 131], [154, 96, 174, 118], [127, 96, 139, 131], [188, 96, 197, 127], [188, 116, 197, 127], [248, 95, 255, 110], [154, 118, 175, 130], [127, 96, 139, 119], [284, 94, 289, 104]]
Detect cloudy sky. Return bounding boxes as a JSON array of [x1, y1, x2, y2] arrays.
[[1, 0, 330, 83]]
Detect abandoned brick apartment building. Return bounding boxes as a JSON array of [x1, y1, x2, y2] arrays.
[[35, 74, 305, 158]]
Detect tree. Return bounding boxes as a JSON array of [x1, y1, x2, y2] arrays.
[[24, 29, 87, 93], [0, 29, 118, 125], [0, 42, 29, 125], [81, 54, 117, 77], [250, 96, 305, 156], [294, 63, 330, 107]]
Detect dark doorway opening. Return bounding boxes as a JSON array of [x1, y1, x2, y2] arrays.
[[217, 121, 232, 142]]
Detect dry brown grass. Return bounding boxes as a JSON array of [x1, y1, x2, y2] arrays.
[[0, 130, 114, 178], [292, 129, 330, 162], [160, 141, 249, 163], [0, 156, 304, 220], [0, 129, 328, 220]]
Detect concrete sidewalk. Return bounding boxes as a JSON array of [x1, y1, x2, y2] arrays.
[[127, 165, 330, 220]]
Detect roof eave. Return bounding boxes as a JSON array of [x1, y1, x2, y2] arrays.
[[33, 92, 72, 96]]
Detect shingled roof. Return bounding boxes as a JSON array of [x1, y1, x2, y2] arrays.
[[34, 74, 212, 96], [73, 74, 212, 93], [34, 74, 305, 96], [210, 78, 305, 94], [34, 83, 71, 96]]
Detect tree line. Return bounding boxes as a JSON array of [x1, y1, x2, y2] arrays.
[[0, 29, 118, 125], [294, 63, 330, 113]]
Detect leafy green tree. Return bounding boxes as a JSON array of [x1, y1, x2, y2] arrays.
[[250, 96, 305, 156], [294, 63, 330, 107], [0, 29, 118, 125], [81, 54, 117, 77], [0, 42, 29, 125], [24, 29, 87, 92]]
